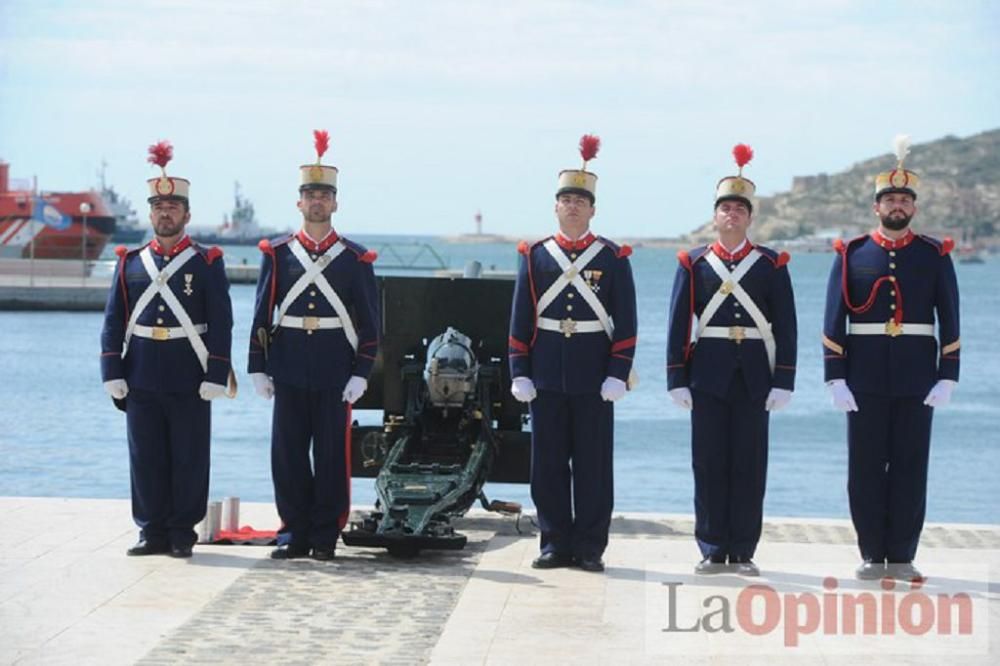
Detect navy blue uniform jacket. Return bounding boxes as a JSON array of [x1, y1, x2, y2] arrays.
[[100, 236, 233, 392], [666, 242, 797, 400], [508, 233, 637, 394], [823, 231, 960, 397], [247, 230, 379, 390]]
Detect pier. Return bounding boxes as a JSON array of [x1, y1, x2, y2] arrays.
[[0, 240, 461, 311], [1, 496, 997, 664]]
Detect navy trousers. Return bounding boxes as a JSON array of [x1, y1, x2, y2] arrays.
[[847, 392, 933, 563], [271, 381, 351, 548], [530, 390, 614, 559], [691, 373, 769, 560], [126, 388, 211, 548]]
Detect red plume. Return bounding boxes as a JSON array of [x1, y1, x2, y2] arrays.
[[579, 134, 601, 163], [314, 130, 330, 160], [732, 143, 754, 168], [147, 140, 173, 169]]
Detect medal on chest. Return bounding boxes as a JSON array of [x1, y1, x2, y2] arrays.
[[582, 269, 603, 292]]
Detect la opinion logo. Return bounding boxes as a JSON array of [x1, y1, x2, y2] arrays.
[[661, 577, 974, 648]]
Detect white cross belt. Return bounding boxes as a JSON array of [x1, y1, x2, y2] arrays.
[[697, 250, 776, 373], [274, 240, 358, 350], [536, 239, 613, 339], [123, 246, 209, 372]]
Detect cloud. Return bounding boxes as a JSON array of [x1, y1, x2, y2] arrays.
[[1, 0, 997, 237]]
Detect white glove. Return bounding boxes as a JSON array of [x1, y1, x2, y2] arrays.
[[510, 376, 537, 403], [199, 382, 227, 401], [923, 379, 957, 408], [251, 373, 274, 399], [103, 379, 128, 400], [669, 387, 693, 410], [827, 379, 858, 412], [600, 377, 627, 402], [765, 388, 792, 411], [342, 376, 368, 404]]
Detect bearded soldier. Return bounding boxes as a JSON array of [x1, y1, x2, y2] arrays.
[[823, 135, 960, 582]]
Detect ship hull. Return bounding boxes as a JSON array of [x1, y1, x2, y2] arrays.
[[0, 190, 113, 261], [0, 218, 112, 260]]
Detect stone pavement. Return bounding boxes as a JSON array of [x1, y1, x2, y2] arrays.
[[1, 497, 997, 665]]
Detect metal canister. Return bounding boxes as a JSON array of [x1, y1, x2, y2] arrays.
[[200, 500, 222, 543], [221, 496, 240, 533], [195, 517, 210, 543]]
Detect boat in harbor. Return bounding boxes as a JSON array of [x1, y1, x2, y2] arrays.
[[97, 162, 147, 245], [189, 181, 285, 245], [955, 229, 989, 264], [0, 161, 113, 261]]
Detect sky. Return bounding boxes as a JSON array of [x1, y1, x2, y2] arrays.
[[1, 0, 998, 238]]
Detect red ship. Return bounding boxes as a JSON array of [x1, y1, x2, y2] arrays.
[[0, 161, 114, 260]]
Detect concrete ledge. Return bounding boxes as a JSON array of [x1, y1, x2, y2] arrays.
[[1, 497, 997, 665]]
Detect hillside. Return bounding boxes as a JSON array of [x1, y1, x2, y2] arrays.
[[687, 129, 1000, 243]]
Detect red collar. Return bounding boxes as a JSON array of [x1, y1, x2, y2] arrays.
[[296, 228, 340, 253], [554, 231, 596, 251], [711, 240, 753, 262], [150, 235, 192, 257], [871, 229, 915, 250]]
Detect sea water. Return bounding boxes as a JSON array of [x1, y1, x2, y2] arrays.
[[1, 234, 997, 524]]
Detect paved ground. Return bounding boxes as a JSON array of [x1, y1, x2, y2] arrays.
[[1, 497, 997, 665]]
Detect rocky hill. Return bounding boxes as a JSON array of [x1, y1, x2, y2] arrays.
[[688, 129, 1000, 243]]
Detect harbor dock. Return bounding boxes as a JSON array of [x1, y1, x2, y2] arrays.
[[1, 496, 997, 664], [0, 265, 259, 311]]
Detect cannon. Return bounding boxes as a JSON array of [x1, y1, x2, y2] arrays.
[[342, 275, 531, 557]]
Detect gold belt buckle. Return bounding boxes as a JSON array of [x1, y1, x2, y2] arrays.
[[885, 320, 902, 337], [729, 326, 745, 344], [151, 326, 170, 341], [303, 316, 321, 331], [559, 318, 577, 338], [719, 280, 734, 295]]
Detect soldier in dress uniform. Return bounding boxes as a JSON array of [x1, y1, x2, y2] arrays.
[[248, 130, 379, 561], [666, 144, 797, 576], [100, 140, 234, 558], [823, 135, 960, 582], [508, 134, 638, 573]]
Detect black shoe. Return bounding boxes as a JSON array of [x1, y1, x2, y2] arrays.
[[694, 555, 728, 575], [311, 545, 337, 561], [531, 552, 574, 569], [169, 544, 193, 559], [731, 557, 760, 577], [126, 540, 170, 556], [576, 556, 605, 573], [855, 560, 886, 580], [270, 543, 310, 560], [886, 562, 924, 582]]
